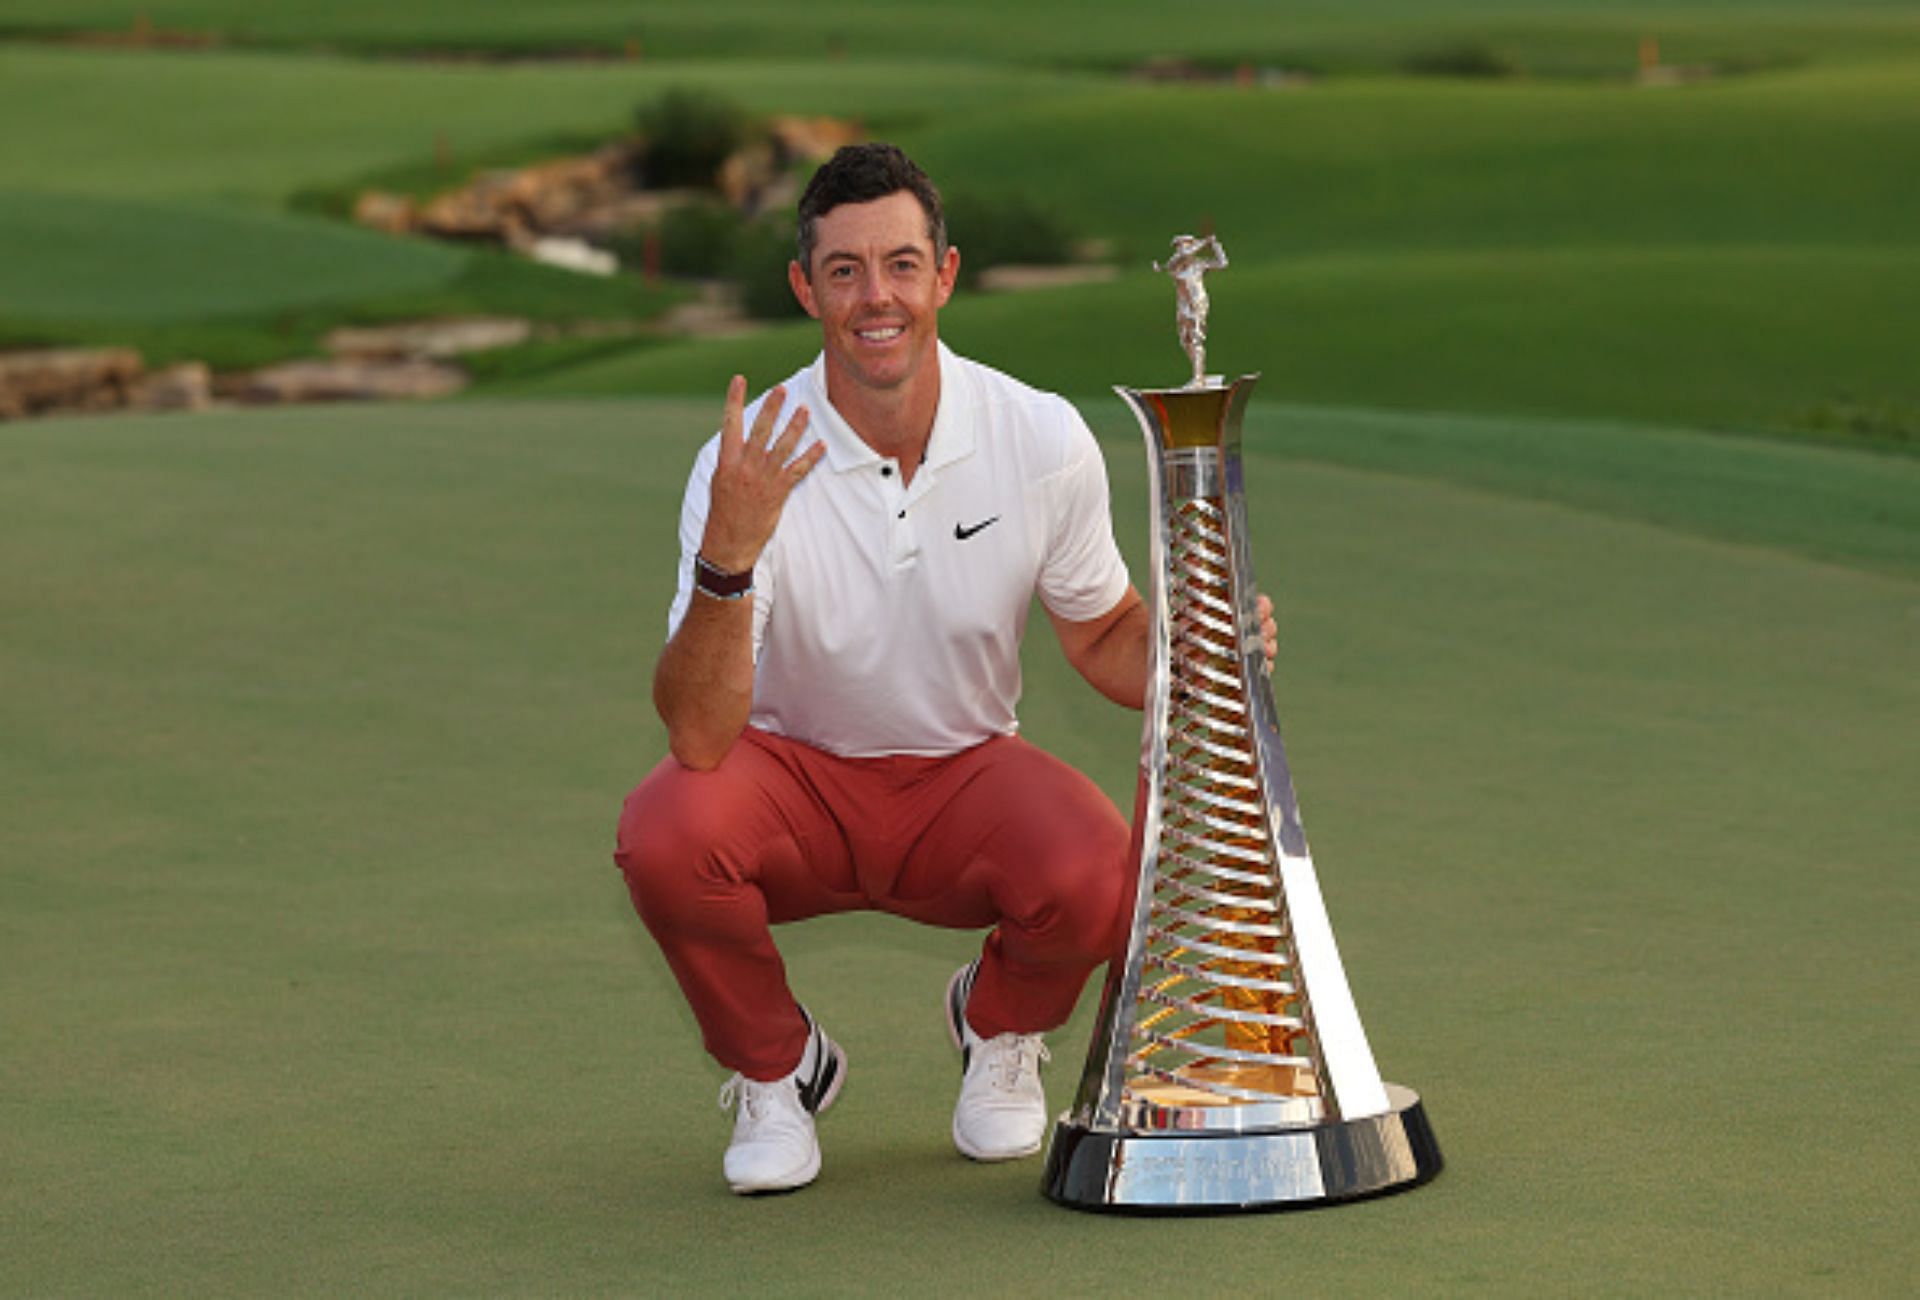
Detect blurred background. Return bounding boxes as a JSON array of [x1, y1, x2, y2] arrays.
[[2, 0, 1916, 442]]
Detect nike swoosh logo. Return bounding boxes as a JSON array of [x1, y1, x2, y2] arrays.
[[954, 516, 999, 541]]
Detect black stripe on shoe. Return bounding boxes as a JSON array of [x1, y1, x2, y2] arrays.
[[947, 961, 980, 1072], [796, 1050, 838, 1114], [793, 1010, 841, 1114]]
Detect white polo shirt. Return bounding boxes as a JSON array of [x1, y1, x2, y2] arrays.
[[667, 343, 1132, 758]]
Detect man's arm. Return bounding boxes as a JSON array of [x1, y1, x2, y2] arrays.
[[653, 582, 759, 771], [653, 376, 822, 771], [1049, 590, 1280, 713], [1049, 587, 1151, 710]]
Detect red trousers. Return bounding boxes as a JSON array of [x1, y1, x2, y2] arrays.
[[615, 727, 1133, 1081]]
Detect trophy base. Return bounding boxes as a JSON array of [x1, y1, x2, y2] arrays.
[[1042, 1083, 1441, 1213]]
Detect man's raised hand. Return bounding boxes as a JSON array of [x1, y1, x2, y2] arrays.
[[698, 376, 824, 573]]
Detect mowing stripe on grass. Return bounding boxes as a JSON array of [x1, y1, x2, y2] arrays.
[[0, 45, 1101, 203], [498, 242, 1920, 459], [0, 190, 468, 321], [4, 1, 1919, 68]]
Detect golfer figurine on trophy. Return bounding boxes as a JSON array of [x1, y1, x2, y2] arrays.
[[1154, 234, 1229, 389], [1042, 236, 1443, 1211]]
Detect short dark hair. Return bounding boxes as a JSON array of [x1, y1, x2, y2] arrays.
[[794, 142, 947, 274]]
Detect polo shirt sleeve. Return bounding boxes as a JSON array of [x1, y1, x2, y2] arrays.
[[1037, 404, 1132, 622], [664, 438, 718, 638]]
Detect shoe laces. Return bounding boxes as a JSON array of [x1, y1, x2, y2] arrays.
[[976, 1034, 1049, 1092], [718, 1073, 779, 1122]]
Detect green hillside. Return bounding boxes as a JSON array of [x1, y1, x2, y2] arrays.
[[905, 62, 1920, 260], [0, 192, 467, 320], [0, 47, 1098, 202], [4, 10, 1916, 446], [498, 244, 1920, 446], [5, 0, 1918, 70]]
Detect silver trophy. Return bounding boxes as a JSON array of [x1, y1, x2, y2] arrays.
[[1042, 238, 1442, 1211]]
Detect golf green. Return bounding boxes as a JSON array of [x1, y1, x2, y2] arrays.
[[2, 399, 1912, 1293]]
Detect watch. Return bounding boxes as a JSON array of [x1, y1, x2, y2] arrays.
[[694, 554, 753, 600]]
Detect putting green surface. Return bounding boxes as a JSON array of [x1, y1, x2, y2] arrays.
[[2, 398, 1913, 1294]]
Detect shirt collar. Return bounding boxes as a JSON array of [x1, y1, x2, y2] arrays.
[[922, 343, 976, 471], [804, 342, 976, 475]]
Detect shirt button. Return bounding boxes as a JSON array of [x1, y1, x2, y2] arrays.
[[880, 465, 894, 478]]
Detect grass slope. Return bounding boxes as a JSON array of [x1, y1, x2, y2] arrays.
[[5, 44, 1914, 447], [7, 49, 1908, 249], [0, 46, 1100, 203], [903, 62, 1920, 263], [499, 243, 1920, 447], [0, 46, 1091, 362], [2, 399, 1914, 1294], [0, 191, 466, 321], [0, 191, 681, 368], [483, 59, 1920, 445], [4, 1, 1919, 70]]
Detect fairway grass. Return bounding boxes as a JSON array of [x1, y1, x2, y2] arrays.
[[501, 243, 1920, 450], [6, 38, 1915, 455], [3, 399, 1913, 1294], [0, 46, 1102, 203], [6, 0, 1920, 69], [0, 192, 468, 322], [904, 61, 1920, 262]]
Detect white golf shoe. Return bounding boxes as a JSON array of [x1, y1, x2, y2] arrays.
[[717, 1010, 846, 1194], [945, 961, 1051, 1161]]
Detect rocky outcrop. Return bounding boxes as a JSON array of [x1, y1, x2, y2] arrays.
[[128, 362, 213, 412], [354, 115, 864, 259], [719, 116, 866, 216], [975, 264, 1120, 293], [324, 317, 530, 360], [228, 358, 467, 405], [352, 190, 418, 236], [0, 348, 146, 419], [396, 141, 645, 251], [0, 325, 497, 422]]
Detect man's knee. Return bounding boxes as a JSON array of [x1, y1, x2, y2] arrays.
[[614, 759, 742, 926], [1015, 817, 1133, 962]]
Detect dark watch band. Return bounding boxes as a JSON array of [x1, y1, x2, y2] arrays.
[[694, 554, 753, 600]]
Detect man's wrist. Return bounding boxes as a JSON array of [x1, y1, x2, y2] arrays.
[[694, 553, 754, 601]]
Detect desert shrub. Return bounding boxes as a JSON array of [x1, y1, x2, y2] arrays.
[[1796, 397, 1920, 446], [731, 219, 808, 320], [634, 88, 751, 189], [605, 201, 745, 278], [1401, 43, 1521, 78], [942, 191, 1077, 286], [660, 202, 746, 276]]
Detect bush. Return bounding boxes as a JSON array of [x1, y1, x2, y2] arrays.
[[634, 88, 751, 190], [731, 219, 807, 320], [605, 201, 745, 279], [661, 202, 744, 276], [1400, 43, 1522, 79], [1796, 397, 1920, 447], [942, 191, 1077, 286]]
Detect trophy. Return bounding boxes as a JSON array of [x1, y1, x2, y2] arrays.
[[1042, 236, 1442, 1211]]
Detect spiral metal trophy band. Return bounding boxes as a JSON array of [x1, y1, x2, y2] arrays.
[[1041, 238, 1442, 1212]]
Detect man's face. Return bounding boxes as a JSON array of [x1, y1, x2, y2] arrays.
[[788, 191, 959, 398]]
